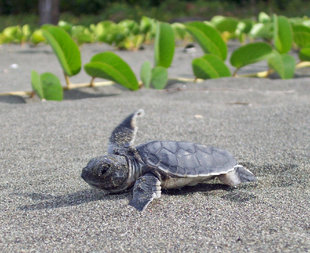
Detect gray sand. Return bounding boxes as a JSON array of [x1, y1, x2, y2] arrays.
[[0, 43, 309, 252]]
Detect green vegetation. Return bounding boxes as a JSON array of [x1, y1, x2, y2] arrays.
[[143, 22, 174, 89], [84, 52, 139, 91], [192, 54, 231, 79], [42, 25, 81, 77], [31, 71, 63, 101], [1, 12, 310, 101], [186, 21, 227, 60], [2, 0, 310, 31]]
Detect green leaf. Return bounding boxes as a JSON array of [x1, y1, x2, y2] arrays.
[[192, 54, 231, 79], [140, 16, 153, 34], [172, 23, 187, 40], [2, 26, 23, 43], [40, 73, 63, 101], [140, 61, 152, 88], [30, 29, 46, 45], [117, 34, 144, 50], [31, 70, 43, 99], [230, 42, 273, 69], [71, 25, 94, 45], [118, 19, 140, 35], [249, 23, 273, 40], [22, 24, 31, 42], [236, 19, 253, 34], [273, 15, 293, 54], [151, 67, 168, 89], [299, 47, 310, 61], [84, 52, 139, 91], [31, 71, 63, 101], [268, 52, 296, 79], [154, 22, 175, 68], [211, 16, 239, 33], [292, 25, 310, 48], [186, 21, 227, 60], [58, 20, 73, 33], [96, 21, 116, 44], [42, 25, 81, 77], [258, 12, 271, 23], [236, 20, 253, 42]]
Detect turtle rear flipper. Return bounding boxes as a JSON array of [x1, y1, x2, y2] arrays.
[[129, 173, 161, 211], [108, 109, 144, 155], [219, 165, 256, 187]]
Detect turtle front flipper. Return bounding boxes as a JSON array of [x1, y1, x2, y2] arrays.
[[129, 173, 161, 211], [108, 109, 144, 155]]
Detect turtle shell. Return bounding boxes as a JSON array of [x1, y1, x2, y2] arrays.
[[136, 141, 237, 177]]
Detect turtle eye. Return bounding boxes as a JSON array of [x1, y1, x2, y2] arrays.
[[98, 164, 109, 176]]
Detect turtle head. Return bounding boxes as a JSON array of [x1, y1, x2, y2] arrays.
[[81, 155, 129, 192]]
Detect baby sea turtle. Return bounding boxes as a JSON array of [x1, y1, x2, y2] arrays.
[[81, 109, 256, 211]]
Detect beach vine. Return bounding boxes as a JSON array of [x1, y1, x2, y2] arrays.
[[1, 12, 310, 101]]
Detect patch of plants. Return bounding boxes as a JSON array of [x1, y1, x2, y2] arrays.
[[1, 12, 310, 101], [28, 20, 175, 100], [187, 13, 310, 80]]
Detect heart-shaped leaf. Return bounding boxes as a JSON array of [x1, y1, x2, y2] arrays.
[[151, 66, 168, 89], [31, 71, 63, 101], [273, 15, 293, 54], [268, 52, 296, 79], [186, 21, 227, 60], [154, 22, 175, 68], [42, 25, 81, 77], [84, 52, 139, 91], [292, 25, 310, 48], [192, 54, 231, 79], [299, 47, 310, 61], [230, 42, 272, 69], [140, 61, 152, 88]]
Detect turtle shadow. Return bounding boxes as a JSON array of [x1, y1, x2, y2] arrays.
[[13, 189, 128, 211], [163, 182, 258, 204], [163, 183, 231, 196]]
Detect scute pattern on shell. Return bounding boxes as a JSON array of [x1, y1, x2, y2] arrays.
[[136, 141, 237, 177]]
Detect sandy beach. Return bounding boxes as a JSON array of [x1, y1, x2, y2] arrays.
[[0, 43, 309, 252]]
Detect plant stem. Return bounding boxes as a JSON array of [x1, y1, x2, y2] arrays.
[[237, 69, 273, 78], [0, 81, 114, 97], [138, 80, 143, 88], [296, 61, 310, 69], [64, 73, 71, 89], [89, 77, 95, 87], [232, 68, 240, 77], [63, 81, 114, 90], [0, 91, 34, 97], [170, 77, 203, 83]]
